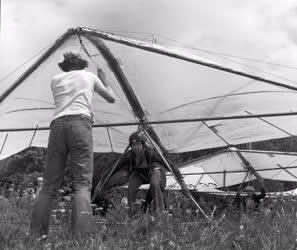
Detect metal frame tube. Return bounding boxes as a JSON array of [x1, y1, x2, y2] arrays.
[[0, 111, 296, 132], [142, 129, 210, 220]]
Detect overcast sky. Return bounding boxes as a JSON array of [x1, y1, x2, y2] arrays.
[[1, 0, 297, 160], [0, 0, 297, 87]]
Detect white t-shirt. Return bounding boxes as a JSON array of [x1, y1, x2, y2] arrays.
[[51, 70, 105, 121]]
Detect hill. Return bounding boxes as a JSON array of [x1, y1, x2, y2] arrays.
[[1, 136, 297, 192]]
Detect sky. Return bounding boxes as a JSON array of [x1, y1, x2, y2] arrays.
[[1, 0, 297, 90]]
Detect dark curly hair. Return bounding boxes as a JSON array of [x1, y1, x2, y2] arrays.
[[58, 51, 88, 72]]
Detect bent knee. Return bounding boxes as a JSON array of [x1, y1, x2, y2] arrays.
[[151, 163, 163, 170]]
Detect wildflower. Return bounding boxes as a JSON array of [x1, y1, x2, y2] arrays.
[[55, 242, 63, 248], [264, 208, 271, 216], [99, 224, 108, 241], [169, 241, 176, 247], [101, 225, 107, 231], [58, 189, 64, 194], [162, 210, 169, 216], [64, 195, 71, 202], [98, 244, 105, 250], [151, 234, 158, 242], [151, 215, 155, 222], [44, 243, 52, 250], [186, 208, 192, 215], [37, 234, 47, 242], [121, 196, 128, 205], [95, 207, 103, 212], [239, 225, 244, 231], [96, 218, 107, 224]]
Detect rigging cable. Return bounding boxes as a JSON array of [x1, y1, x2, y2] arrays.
[[2, 29, 297, 89], [154, 34, 297, 70], [98, 29, 297, 70], [77, 33, 133, 116], [155, 34, 297, 85], [0, 42, 54, 84], [90, 29, 297, 86]]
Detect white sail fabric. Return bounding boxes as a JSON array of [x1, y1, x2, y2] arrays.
[[239, 150, 297, 182], [1, 28, 297, 159], [174, 149, 297, 187]]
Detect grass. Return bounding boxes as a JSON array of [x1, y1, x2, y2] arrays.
[[1, 194, 297, 249]]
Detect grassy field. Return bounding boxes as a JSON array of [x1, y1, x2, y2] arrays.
[[1, 194, 297, 250]]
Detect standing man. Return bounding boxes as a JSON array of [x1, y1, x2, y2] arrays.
[[30, 51, 115, 237]]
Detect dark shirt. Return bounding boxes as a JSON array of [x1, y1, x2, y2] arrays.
[[114, 147, 183, 180], [233, 187, 266, 212]]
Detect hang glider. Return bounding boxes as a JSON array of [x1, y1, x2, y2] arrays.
[[171, 148, 297, 188], [96, 147, 297, 196], [0, 27, 297, 159]]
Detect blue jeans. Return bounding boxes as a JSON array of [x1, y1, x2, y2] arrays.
[[128, 163, 165, 217], [30, 115, 93, 236]]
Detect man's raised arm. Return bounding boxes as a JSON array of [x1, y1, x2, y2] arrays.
[[94, 68, 115, 103]]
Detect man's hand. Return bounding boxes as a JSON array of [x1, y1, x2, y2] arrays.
[[97, 68, 105, 78], [94, 68, 115, 103]]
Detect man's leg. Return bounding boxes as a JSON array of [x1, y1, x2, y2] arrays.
[[128, 172, 145, 218], [67, 118, 93, 235], [30, 121, 67, 236], [105, 169, 129, 190], [149, 165, 165, 213]]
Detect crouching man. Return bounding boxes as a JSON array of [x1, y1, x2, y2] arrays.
[[112, 132, 183, 218], [233, 178, 266, 213]]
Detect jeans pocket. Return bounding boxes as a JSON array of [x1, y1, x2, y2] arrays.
[[69, 122, 93, 148]]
